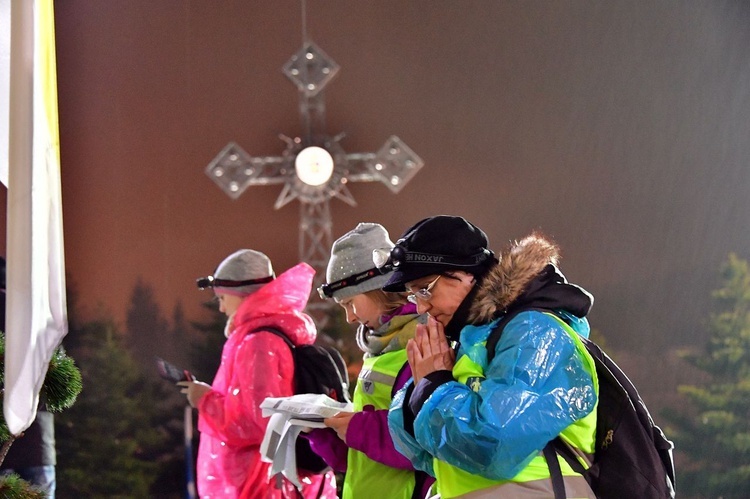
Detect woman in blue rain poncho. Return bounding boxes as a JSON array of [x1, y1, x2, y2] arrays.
[[381, 216, 598, 499]]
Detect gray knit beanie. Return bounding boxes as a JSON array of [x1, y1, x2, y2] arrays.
[[324, 223, 394, 302], [212, 249, 275, 297]]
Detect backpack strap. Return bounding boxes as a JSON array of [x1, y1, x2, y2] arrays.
[[543, 441, 567, 499], [392, 361, 411, 398], [325, 345, 352, 403], [488, 308, 580, 499], [545, 437, 592, 499]]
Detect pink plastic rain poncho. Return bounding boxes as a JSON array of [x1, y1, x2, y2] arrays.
[[196, 262, 337, 498]]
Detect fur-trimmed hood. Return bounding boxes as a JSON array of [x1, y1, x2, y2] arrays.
[[467, 232, 592, 324]]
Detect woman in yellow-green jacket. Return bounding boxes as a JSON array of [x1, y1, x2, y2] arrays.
[[305, 223, 434, 499]]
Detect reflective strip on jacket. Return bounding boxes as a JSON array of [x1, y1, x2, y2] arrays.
[[343, 349, 417, 499]]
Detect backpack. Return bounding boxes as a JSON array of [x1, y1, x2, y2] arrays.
[[252, 326, 351, 474], [485, 309, 676, 499]]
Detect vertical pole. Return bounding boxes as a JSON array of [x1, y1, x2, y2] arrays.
[[299, 200, 333, 329], [184, 405, 196, 499]]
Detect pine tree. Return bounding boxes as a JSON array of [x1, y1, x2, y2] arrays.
[[0, 334, 82, 499], [664, 253, 750, 498], [187, 301, 225, 382], [170, 301, 192, 368], [126, 278, 171, 370], [55, 318, 167, 498]]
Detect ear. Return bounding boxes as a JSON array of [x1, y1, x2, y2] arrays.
[[449, 270, 475, 285]]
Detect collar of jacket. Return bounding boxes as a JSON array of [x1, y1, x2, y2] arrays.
[[467, 232, 592, 324]]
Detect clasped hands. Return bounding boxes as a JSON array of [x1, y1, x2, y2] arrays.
[[407, 315, 456, 385]]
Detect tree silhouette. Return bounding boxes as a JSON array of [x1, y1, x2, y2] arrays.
[[170, 301, 192, 368], [55, 318, 162, 497], [126, 278, 171, 370], [187, 300, 225, 382], [664, 253, 750, 498]]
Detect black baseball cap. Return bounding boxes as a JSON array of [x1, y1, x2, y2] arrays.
[[379, 215, 495, 292]]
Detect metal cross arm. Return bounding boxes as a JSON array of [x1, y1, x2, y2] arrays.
[[204, 143, 288, 200], [206, 132, 424, 208], [204, 38, 424, 314]]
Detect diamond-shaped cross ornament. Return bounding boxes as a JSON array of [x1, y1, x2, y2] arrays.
[[205, 40, 424, 309]]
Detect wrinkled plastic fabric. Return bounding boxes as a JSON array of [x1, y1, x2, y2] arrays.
[[196, 263, 337, 498], [388, 381, 436, 476], [389, 310, 596, 482]]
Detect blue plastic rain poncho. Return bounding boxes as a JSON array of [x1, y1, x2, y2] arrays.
[[388, 234, 598, 498]]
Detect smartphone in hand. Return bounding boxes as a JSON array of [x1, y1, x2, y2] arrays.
[[155, 357, 195, 383]]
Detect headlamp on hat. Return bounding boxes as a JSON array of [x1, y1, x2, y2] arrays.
[[373, 242, 493, 271], [196, 274, 275, 290], [372, 244, 406, 270], [318, 267, 384, 300]]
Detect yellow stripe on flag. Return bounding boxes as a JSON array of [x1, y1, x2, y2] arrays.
[[39, 0, 59, 167]]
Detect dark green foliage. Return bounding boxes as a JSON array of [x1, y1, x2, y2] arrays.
[[170, 301, 192, 369], [0, 472, 46, 499], [53, 279, 198, 498], [49, 279, 363, 497], [126, 278, 171, 370], [41, 346, 82, 413], [0, 331, 82, 494], [0, 403, 9, 444], [187, 300, 225, 381], [0, 280, 193, 496], [0, 333, 82, 442], [55, 318, 166, 498], [664, 253, 750, 498]]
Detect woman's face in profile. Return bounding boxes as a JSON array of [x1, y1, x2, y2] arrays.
[[339, 293, 385, 331], [407, 271, 475, 327], [216, 292, 244, 317]]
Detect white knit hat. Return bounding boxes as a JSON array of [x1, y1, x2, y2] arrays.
[[205, 249, 274, 297], [323, 223, 394, 302]]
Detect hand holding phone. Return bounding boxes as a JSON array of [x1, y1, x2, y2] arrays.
[[155, 357, 195, 383], [177, 379, 212, 408]]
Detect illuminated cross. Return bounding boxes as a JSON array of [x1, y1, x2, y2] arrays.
[[204, 40, 423, 308]]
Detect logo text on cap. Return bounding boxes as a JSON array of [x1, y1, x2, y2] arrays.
[[406, 253, 445, 264]]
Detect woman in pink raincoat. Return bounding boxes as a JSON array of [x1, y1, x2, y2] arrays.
[[179, 249, 337, 498]]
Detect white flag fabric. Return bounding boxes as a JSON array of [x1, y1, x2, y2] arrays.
[[3, 0, 68, 436], [0, 0, 10, 186]]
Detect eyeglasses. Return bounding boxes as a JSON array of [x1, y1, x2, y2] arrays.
[[406, 275, 442, 304]]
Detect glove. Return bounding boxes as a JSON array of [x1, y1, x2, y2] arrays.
[[177, 380, 212, 408]]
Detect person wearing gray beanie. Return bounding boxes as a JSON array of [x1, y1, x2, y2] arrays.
[[320, 223, 394, 303], [198, 249, 275, 297], [194, 249, 276, 326], [304, 223, 435, 499], [180, 251, 338, 498]]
